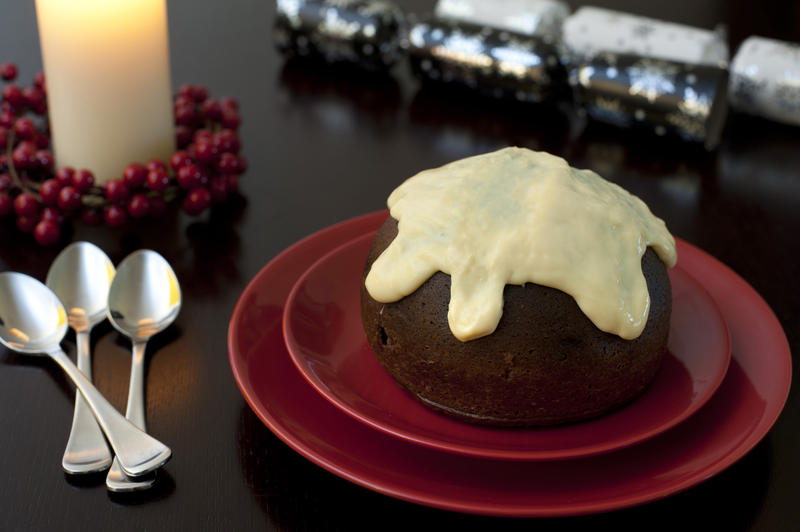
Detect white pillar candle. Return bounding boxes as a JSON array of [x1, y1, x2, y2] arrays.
[[35, 0, 175, 184]]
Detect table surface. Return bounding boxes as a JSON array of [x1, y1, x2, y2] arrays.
[[1, 1, 798, 530]]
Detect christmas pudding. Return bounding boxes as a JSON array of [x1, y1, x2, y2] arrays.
[[360, 147, 676, 426]]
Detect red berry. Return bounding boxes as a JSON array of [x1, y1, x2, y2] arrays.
[[17, 214, 38, 233], [10, 151, 32, 171], [175, 125, 193, 148], [201, 99, 221, 120], [16, 140, 37, 153], [174, 95, 194, 111], [169, 150, 195, 171], [0, 62, 17, 81], [104, 204, 127, 227], [72, 169, 95, 192], [226, 174, 239, 194], [81, 207, 103, 226], [35, 150, 54, 172], [220, 97, 239, 111], [13, 192, 39, 216], [0, 111, 14, 129], [127, 193, 150, 218], [2, 84, 24, 108], [0, 126, 6, 148], [236, 156, 248, 174], [217, 152, 240, 174], [104, 179, 129, 203], [55, 167, 75, 186], [0, 173, 11, 192], [221, 108, 241, 129], [0, 193, 12, 216], [210, 177, 228, 203], [192, 85, 208, 102], [14, 117, 36, 141], [194, 139, 220, 166], [174, 104, 196, 126], [34, 220, 61, 246], [39, 178, 62, 205], [178, 84, 194, 99], [22, 87, 45, 109], [214, 129, 240, 154], [35, 133, 50, 149], [145, 159, 167, 173], [182, 187, 211, 215], [148, 196, 167, 217], [57, 186, 82, 211], [193, 128, 213, 143], [33, 72, 46, 91], [146, 167, 170, 191], [177, 164, 205, 189], [40, 206, 64, 225], [122, 163, 147, 188], [12, 142, 36, 170]]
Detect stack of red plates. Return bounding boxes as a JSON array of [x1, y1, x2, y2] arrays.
[[228, 210, 791, 517]]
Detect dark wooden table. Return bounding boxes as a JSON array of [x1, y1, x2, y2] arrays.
[[1, 1, 798, 530]]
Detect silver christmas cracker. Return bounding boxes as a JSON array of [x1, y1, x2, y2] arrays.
[[563, 7, 729, 68], [407, 18, 567, 103], [274, 0, 405, 70], [434, 0, 570, 40], [729, 36, 800, 127], [572, 53, 729, 149]]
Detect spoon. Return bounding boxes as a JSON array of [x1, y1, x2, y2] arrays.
[[46, 242, 114, 474], [0, 272, 171, 477], [105, 250, 181, 492]]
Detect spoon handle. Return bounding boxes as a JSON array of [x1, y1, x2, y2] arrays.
[[47, 347, 171, 477], [106, 340, 156, 491], [62, 330, 113, 474], [126, 340, 147, 427]]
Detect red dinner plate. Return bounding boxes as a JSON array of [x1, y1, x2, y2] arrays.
[[228, 210, 791, 517], [283, 231, 731, 460]]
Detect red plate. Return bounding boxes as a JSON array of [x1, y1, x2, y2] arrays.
[[228, 210, 791, 517], [283, 231, 731, 460]]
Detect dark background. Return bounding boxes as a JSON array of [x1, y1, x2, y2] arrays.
[[1, 0, 799, 530]]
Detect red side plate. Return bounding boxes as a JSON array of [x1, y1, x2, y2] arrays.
[[283, 231, 731, 460]]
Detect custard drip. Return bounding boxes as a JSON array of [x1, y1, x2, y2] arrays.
[[365, 147, 677, 341]]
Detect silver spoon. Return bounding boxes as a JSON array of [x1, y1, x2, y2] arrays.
[[0, 272, 171, 477], [46, 242, 114, 474], [105, 250, 181, 492]]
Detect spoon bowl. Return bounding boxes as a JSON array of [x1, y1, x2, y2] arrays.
[[107, 250, 181, 342], [47, 241, 115, 332], [0, 272, 171, 478], [0, 271, 67, 354]]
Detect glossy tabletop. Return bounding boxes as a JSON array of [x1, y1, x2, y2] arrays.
[[0, 1, 798, 530]]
